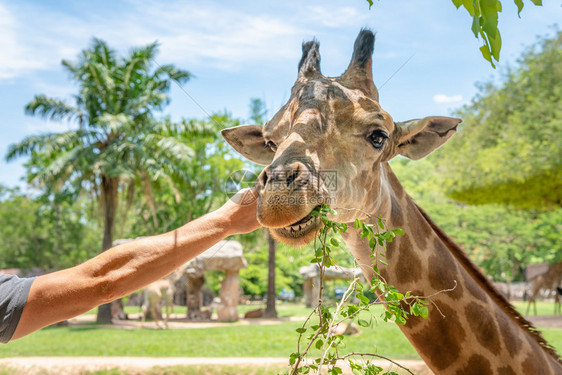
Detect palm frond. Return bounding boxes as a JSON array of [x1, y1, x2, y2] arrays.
[[25, 95, 83, 123], [6, 131, 82, 161], [31, 143, 94, 188], [153, 63, 192, 84]]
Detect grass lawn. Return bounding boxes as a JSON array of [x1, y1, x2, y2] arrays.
[[512, 300, 560, 316], [1, 302, 560, 359]]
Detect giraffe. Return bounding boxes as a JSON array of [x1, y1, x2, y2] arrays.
[[141, 263, 188, 329], [141, 277, 175, 329], [526, 261, 562, 316], [222, 30, 562, 374]]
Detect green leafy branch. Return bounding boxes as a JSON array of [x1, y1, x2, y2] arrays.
[[451, 0, 542, 67], [284, 205, 434, 375], [365, 0, 543, 68]]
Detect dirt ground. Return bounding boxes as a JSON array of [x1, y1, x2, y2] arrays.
[[526, 315, 562, 328], [0, 357, 433, 375]]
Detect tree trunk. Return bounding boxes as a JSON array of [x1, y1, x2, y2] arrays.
[[96, 177, 119, 324], [264, 230, 277, 318]]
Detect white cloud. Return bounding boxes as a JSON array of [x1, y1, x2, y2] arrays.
[[0, 0, 382, 80], [0, 4, 51, 79], [433, 94, 463, 103], [0, 1, 314, 80]]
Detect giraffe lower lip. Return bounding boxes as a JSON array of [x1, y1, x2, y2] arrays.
[[281, 206, 321, 234]]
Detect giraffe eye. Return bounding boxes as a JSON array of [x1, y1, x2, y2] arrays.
[[265, 140, 277, 152], [368, 130, 388, 149]]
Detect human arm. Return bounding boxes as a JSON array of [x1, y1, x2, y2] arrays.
[[11, 188, 260, 341]]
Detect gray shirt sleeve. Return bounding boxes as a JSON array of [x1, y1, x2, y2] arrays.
[[0, 274, 35, 343]]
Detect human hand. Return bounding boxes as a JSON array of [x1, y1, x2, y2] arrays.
[[218, 188, 261, 235]]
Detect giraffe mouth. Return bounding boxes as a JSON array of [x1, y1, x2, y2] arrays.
[[274, 206, 322, 239]]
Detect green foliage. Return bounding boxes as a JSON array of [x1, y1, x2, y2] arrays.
[[440, 30, 561, 209], [287, 205, 427, 375], [0, 185, 100, 270], [239, 238, 309, 297], [129, 113, 246, 236], [5, 38, 197, 253], [391, 157, 562, 281], [452, 0, 504, 67], [365, 0, 543, 67]]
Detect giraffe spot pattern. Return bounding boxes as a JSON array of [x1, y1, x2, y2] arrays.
[[407, 210, 430, 250], [464, 303, 501, 355], [494, 306, 522, 357], [462, 267, 489, 302], [395, 236, 422, 285], [412, 303, 466, 371], [427, 238, 463, 300], [390, 195, 404, 227], [522, 351, 545, 374], [455, 354, 493, 375], [497, 366, 517, 375], [524, 333, 557, 374]]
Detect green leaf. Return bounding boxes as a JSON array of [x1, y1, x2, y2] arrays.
[[296, 327, 307, 334], [360, 227, 369, 238], [480, 0, 499, 38], [461, 0, 477, 15], [530, 0, 542, 5], [489, 30, 502, 61], [452, 0, 463, 8], [347, 304, 359, 315], [354, 218, 361, 229], [514, 0, 524, 16], [339, 222, 348, 233], [392, 228, 404, 235], [479, 44, 495, 67], [419, 305, 429, 319], [315, 339, 324, 349], [357, 319, 369, 327], [289, 352, 299, 365], [358, 293, 370, 305], [377, 218, 385, 229], [330, 238, 340, 247], [315, 246, 324, 257]]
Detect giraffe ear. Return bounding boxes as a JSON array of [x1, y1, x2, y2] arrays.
[[221, 125, 275, 166], [395, 116, 461, 160]]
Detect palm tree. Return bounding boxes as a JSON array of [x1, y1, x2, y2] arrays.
[[6, 38, 194, 323]]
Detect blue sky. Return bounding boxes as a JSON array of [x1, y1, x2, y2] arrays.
[[0, 0, 559, 188]]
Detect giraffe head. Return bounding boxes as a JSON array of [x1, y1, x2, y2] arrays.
[[223, 30, 461, 246]]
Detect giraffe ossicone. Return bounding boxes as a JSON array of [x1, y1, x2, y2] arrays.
[[222, 29, 562, 375]]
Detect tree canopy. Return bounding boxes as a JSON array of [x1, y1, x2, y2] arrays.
[[5, 38, 198, 323], [391, 157, 561, 282], [0, 185, 100, 270], [439, 30, 561, 209]]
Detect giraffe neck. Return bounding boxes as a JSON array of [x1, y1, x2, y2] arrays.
[[342, 163, 562, 375]]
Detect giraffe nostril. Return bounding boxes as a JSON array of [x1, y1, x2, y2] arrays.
[[259, 168, 269, 187]]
